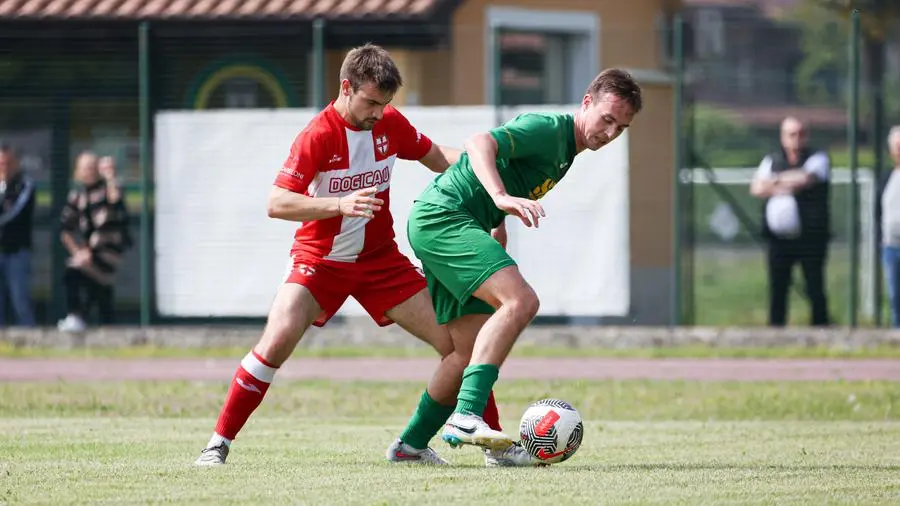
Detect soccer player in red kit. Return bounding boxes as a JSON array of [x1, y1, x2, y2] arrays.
[[194, 44, 522, 467]]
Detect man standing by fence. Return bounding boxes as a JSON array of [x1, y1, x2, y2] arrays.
[[0, 144, 36, 327], [750, 116, 831, 327]]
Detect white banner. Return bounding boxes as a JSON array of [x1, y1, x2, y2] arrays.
[[155, 107, 629, 318]]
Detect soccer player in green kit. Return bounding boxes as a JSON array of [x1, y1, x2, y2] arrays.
[[387, 68, 642, 466]]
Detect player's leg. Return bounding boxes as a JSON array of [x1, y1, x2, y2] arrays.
[[354, 247, 504, 421], [195, 257, 345, 466], [406, 202, 518, 450], [441, 265, 539, 445], [352, 251, 463, 465], [445, 313, 540, 467]]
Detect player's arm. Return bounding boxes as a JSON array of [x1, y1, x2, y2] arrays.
[[390, 107, 456, 171], [465, 131, 545, 228], [269, 130, 382, 222], [465, 132, 506, 197], [491, 220, 508, 249], [418, 144, 461, 173], [267, 187, 382, 222]]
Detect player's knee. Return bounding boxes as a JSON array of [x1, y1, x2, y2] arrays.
[[255, 316, 305, 367], [431, 336, 454, 358], [441, 349, 470, 373], [508, 288, 540, 321]]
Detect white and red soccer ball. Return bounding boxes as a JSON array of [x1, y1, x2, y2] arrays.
[[518, 398, 584, 464]]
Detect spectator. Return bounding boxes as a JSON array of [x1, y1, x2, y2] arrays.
[[879, 126, 900, 327], [58, 152, 132, 332], [0, 144, 36, 327], [750, 116, 831, 327]]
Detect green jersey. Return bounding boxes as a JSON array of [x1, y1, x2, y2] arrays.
[[416, 112, 577, 229]]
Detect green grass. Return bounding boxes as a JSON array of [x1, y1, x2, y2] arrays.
[[2, 379, 898, 421], [2, 380, 899, 504], [2, 418, 899, 505], [3, 342, 900, 359], [692, 247, 880, 327]]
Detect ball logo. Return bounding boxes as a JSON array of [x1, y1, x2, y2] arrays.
[[533, 410, 560, 437]]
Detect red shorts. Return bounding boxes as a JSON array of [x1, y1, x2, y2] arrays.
[[283, 245, 427, 327]]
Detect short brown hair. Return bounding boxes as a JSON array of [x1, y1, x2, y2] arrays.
[[339, 43, 402, 94], [587, 69, 643, 113]]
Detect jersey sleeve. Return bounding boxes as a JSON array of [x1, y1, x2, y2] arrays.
[[274, 129, 323, 194], [490, 113, 561, 160], [388, 106, 433, 160]]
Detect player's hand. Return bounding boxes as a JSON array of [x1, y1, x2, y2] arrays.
[[491, 194, 545, 228], [491, 222, 508, 249], [338, 187, 384, 219]]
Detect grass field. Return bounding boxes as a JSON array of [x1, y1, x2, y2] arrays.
[[693, 247, 878, 327], [2, 379, 899, 504]]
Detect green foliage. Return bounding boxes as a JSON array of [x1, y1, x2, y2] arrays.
[[787, 0, 900, 123], [790, 3, 849, 105], [690, 104, 764, 167]]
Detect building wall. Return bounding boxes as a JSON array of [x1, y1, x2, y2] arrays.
[[628, 82, 675, 324]]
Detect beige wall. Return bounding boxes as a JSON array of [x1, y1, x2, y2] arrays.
[[629, 83, 674, 267]]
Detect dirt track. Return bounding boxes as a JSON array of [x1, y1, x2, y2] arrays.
[[1, 357, 899, 382]]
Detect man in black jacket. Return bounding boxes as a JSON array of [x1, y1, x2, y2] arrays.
[[750, 117, 831, 326], [0, 144, 36, 327]]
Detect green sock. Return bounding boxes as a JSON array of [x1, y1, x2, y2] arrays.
[[454, 364, 500, 417], [399, 390, 455, 449]]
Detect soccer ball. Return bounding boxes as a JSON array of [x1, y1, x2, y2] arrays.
[[518, 398, 584, 464]]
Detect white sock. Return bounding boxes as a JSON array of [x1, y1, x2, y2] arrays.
[[207, 433, 232, 448]]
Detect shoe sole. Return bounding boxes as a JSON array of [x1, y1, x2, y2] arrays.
[[442, 432, 513, 451], [194, 460, 225, 466], [387, 458, 448, 465]]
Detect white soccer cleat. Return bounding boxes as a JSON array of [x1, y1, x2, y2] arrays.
[[441, 412, 514, 451], [484, 442, 545, 467], [57, 314, 86, 333], [194, 443, 229, 466], [386, 438, 449, 465]]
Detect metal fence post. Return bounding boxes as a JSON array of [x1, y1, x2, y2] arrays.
[[313, 18, 326, 109], [672, 13, 685, 327], [139, 21, 151, 327], [848, 9, 861, 328]]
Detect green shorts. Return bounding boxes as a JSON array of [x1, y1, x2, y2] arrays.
[[407, 201, 516, 324]]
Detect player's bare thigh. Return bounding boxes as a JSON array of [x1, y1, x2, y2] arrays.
[[384, 288, 454, 357], [253, 283, 322, 367], [471, 265, 539, 315], [446, 313, 491, 359]]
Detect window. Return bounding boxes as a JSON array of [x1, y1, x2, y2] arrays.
[[486, 7, 598, 106], [694, 8, 725, 57], [498, 31, 571, 105]]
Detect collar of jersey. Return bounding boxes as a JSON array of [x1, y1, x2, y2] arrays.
[[327, 101, 365, 132]]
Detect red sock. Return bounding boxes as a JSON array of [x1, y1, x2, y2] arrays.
[[482, 390, 502, 431], [213, 351, 278, 441]]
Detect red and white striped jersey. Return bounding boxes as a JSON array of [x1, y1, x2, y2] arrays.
[[274, 101, 433, 262]]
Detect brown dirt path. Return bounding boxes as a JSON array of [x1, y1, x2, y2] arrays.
[[1, 357, 898, 382]]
